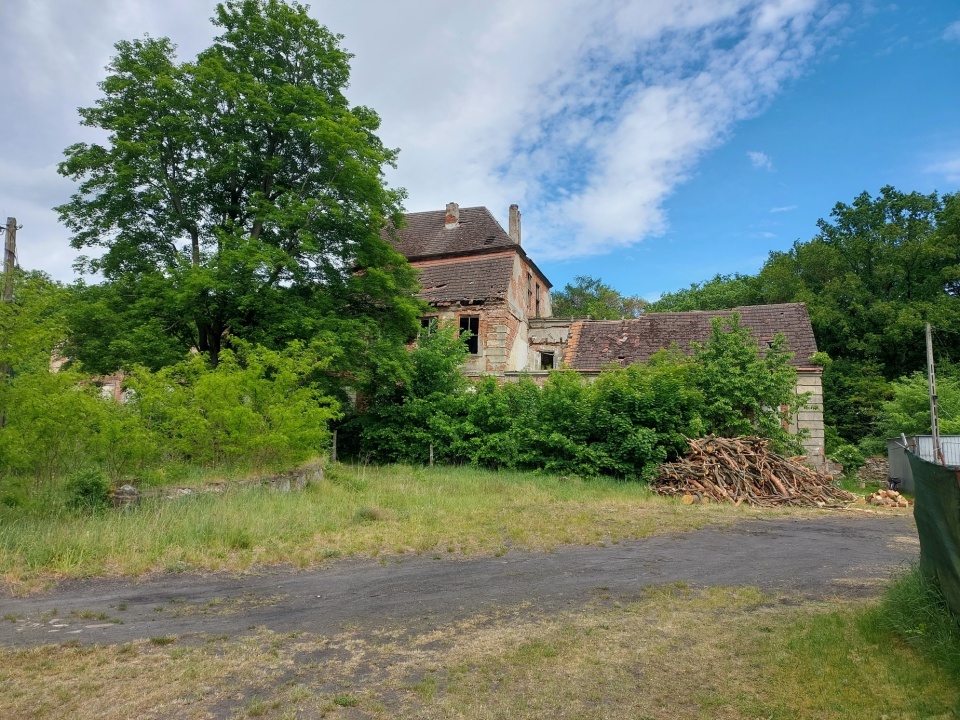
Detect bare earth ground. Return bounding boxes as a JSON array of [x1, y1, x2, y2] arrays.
[[0, 514, 918, 649]]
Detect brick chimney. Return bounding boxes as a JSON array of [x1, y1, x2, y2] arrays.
[[444, 202, 459, 229], [509, 204, 521, 244]]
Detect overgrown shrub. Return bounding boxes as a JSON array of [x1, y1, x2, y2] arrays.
[[127, 339, 340, 468], [350, 316, 803, 479], [827, 443, 865, 476], [64, 469, 110, 511]]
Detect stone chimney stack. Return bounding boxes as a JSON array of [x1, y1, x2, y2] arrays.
[[509, 204, 521, 244], [444, 202, 460, 229]]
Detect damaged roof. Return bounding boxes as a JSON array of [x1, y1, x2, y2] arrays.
[[414, 254, 516, 305], [387, 206, 516, 260], [566, 303, 819, 370]]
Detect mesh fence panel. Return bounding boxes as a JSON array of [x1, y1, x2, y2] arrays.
[[908, 451, 960, 618]]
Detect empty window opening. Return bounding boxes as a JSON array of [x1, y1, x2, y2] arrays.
[[420, 317, 437, 334], [459, 315, 480, 354], [535, 283, 541, 317], [540, 351, 555, 370]]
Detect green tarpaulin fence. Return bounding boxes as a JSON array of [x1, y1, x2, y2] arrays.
[[908, 450, 960, 618]]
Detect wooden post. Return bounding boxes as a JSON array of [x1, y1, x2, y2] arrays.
[[331, 429, 338, 464], [429, 443, 434, 467], [926, 323, 944, 465], [2, 217, 15, 304]]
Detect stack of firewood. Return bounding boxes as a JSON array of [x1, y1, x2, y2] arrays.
[[866, 489, 910, 508], [653, 436, 857, 508]]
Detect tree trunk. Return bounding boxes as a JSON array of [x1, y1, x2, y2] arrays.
[[196, 319, 223, 367]]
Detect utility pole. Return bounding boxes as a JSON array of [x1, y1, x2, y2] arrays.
[[926, 322, 945, 465], [2, 217, 15, 304]]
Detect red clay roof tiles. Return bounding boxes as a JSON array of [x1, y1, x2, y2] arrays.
[[566, 303, 818, 370], [413, 255, 516, 305], [388, 206, 517, 260]]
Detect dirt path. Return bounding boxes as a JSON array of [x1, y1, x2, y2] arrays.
[[0, 514, 917, 649]]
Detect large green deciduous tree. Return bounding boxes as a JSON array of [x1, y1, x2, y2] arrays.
[[759, 186, 960, 379], [57, 0, 421, 372], [647, 273, 763, 312], [650, 186, 960, 444], [551, 275, 646, 319]]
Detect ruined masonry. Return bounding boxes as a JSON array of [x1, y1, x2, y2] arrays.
[[387, 203, 826, 467]]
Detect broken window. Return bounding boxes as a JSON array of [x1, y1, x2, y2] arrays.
[[420, 316, 437, 334], [540, 351, 555, 370], [535, 283, 541, 317], [459, 315, 480, 354]]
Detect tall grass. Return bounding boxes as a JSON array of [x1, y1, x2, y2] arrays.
[[872, 564, 960, 680], [0, 463, 777, 590]]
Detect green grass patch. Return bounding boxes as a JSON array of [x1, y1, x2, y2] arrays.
[[1, 575, 957, 719], [0, 463, 806, 589]]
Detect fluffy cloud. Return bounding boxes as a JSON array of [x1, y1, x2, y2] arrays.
[[0, 0, 837, 277], [748, 151, 775, 170]]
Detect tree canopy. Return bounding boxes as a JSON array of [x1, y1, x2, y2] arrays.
[[551, 275, 646, 319], [650, 185, 960, 445], [57, 0, 422, 375]]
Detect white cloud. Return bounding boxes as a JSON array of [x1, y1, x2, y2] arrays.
[[944, 20, 960, 43], [748, 151, 775, 170], [0, 0, 837, 277], [770, 204, 798, 212], [928, 153, 960, 184]]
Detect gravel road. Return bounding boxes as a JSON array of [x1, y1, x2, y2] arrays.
[[0, 514, 918, 649]]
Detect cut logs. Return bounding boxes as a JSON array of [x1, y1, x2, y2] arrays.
[[653, 436, 857, 508], [866, 489, 911, 508]]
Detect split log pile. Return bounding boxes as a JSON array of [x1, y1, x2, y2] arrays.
[[866, 489, 910, 508], [653, 436, 857, 508]]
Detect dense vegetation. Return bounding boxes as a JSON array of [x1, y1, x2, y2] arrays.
[[344, 317, 804, 479], [2, 0, 957, 506], [1, 0, 412, 511], [56, 0, 423, 387], [0, 271, 338, 511], [551, 275, 647, 319], [649, 186, 960, 458]]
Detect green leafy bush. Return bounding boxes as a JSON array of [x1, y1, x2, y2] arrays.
[[128, 339, 340, 469], [64, 469, 110, 511], [351, 315, 803, 479], [827, 443, 865, 476], [876, 365, 960, 439]]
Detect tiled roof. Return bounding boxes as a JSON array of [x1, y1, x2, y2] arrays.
[[387, 206, 517, 260], [414, 254, 516, 305], [566, 303, 818, 370]]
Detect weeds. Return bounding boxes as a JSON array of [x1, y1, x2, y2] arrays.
[[0, 464, 801, 587], [871, 565, 960, 680]]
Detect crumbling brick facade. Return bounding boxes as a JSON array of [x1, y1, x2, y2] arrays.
[[390, 203, 825, 466]]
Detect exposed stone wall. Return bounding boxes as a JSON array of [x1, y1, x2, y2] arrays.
[[791, 369, 825, 467], [477, 303, 524, 374], [426, 302, 525, 375], [527, 316, 580, 370]]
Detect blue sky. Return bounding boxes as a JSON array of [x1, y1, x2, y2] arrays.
[[1, 1, 958, 303], [550, 2, 960, 300]]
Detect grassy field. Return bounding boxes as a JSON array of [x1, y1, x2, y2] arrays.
[[0, 463, 824, 592], [1, 570, 956, 719]]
